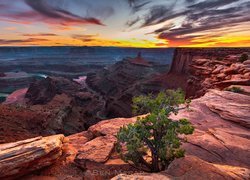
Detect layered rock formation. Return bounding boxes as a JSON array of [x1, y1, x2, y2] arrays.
[[151, 48, 250, 98], [0, 135, 64, 179]]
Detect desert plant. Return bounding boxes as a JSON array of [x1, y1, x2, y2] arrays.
[[116, 89, 194, 172], [239, 53, 248, 63], [225, 86, 244, 93]]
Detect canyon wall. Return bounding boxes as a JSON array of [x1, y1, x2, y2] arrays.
[[167, 48, 250, 98]]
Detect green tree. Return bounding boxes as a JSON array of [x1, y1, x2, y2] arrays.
[[239, 53, 248, 63], [116, 89, 194, 172]]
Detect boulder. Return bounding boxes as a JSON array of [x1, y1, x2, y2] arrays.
[[0, 135, 65, 179], [75, 135, 116, 166], [74, 135, 137, 179]]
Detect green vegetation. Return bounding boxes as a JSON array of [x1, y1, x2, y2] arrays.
[[116, 89, 194, 172], [239, 53, 248, 63], [225, 86, 244, 93]]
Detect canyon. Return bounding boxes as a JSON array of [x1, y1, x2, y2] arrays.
[[0, 48, 249, 179]]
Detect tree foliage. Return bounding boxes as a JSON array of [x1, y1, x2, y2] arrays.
[[116, 89, 194, 172]]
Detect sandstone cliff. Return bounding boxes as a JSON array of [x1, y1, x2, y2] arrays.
[[152, 48, 250, 98]]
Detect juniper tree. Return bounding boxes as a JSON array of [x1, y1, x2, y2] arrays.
[[116, 89, 194, 172]]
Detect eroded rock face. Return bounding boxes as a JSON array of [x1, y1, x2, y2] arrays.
[[25, 76, 83, 105], [86, 59, 168, 118], [0, 135, 65, 179], [152, 48, 250, 98], [171, 89, 250, 168]]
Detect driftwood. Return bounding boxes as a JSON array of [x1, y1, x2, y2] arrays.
[[0, 134, 65, 179]]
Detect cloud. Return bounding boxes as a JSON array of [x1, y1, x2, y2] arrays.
[[0, 38, 49, 45], [71, 34, 98, 42], [22, 33, 58, 37], [127, 0, 151, 12], [134, 0, 250, 46], [25, 0, 105, 25], [0, 0, 118, 27]]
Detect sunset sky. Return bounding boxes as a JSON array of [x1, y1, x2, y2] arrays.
[[0, 0, 250, 47]]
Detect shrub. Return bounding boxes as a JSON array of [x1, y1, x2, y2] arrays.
[[239, 53, 248, 63], [225, 86, 244, 93], [116, 89, 194, 172]]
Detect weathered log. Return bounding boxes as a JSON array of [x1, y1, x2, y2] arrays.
[[0, 134, 65, 179]]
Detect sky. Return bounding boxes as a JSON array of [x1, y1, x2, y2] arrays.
[[0, 0, 250, 47]]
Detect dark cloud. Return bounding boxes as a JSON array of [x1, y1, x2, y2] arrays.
[[138, 1, 191, 27], [188, 0, 240, 10], [126, 16, 140, 27], [0, 38, 49, 45], [24, 0, 104, 25], [22, 33, 58, 37], [132, 0, 250, 46], [71, 34, 98, 42]]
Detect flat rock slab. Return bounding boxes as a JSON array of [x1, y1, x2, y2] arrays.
[[75, 135, 116, 166], [88, 117, 138, 136], [0, 134, 64, 179], [205, 90, 250, 128]]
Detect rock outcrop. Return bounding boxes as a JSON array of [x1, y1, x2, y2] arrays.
[[1, 89, 250, 179], [25, 76, 83, 105], [151, 48, 250, 98], [86, 58, 168, 118], [22, 88, 249, 179], [0, 135, 64, 179]]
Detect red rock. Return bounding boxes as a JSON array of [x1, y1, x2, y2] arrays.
[[166, 156, 249, 180], [112, 173, 172, 180], [243, 60, 250, 65], [75, 135, 116, 165], [88, 116, 139, 136], [216, 73, 226, 79], [212, 65, 225, 74], [3, 88, 28, 105], [113, 156, 249, 179], [171, 89, 250, 168], [0, 135, 65, 179]]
